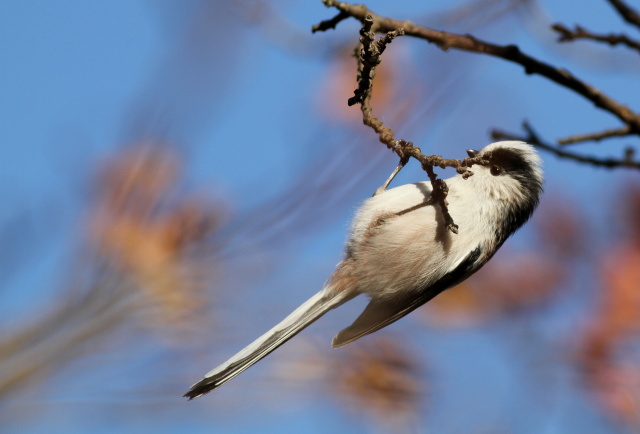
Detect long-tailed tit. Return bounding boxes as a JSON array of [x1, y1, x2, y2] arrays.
[[184, 140, 543, 399]]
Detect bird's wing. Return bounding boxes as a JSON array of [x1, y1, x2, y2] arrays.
[[332, 245, 482, 348]]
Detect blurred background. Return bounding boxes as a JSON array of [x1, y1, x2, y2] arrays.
[[1, 0, 639, 432]]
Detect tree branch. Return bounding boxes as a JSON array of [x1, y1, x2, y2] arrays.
[[557, 126, 633, 145], [315, 0, 640, 134], [311, 10, 350, 33], [552, 23, 640, 53], [348, 16, 404, 107], [607, 0, 640, 30], [492, 122, 640, 169]]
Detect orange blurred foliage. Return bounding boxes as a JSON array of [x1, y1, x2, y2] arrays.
[[315, 46, 398, 124], [87, 143, 223, 334], [576, 186, 640, 425], [332, 336, 424, 425], [425, 253, 564, 327]]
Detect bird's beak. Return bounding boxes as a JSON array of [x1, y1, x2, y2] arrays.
[[466, 149, 479, 158]]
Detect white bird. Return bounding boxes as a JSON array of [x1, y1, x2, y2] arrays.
[[184, 140, 543, 399]]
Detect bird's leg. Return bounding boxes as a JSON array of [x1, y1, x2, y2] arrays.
[[373, 156, 409, 196]]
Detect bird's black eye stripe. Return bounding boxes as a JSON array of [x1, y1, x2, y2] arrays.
[[489, 148, 530, 174]]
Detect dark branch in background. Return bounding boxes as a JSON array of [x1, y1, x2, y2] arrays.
[[557, 126, 633, 145], [311, 10, 350, 33], [313, 13, 491, 234], [607, 0, 640, 30], [492, 122, 640, 169], [552, 24, 640, 53]]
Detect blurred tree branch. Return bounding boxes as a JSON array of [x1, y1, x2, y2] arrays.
[[492, 122, 640, 169], [552, 23, 640, 53], [607, 0, 640, 29], [0, 275, 133, 400], [556, 126, 633, 145]]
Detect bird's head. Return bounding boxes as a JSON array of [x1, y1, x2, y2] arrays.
[[465, 141, 544, 239]]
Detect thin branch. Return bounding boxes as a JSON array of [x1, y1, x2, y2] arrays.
[[491, 122, 640, 169], [552, 23, 640, 53], [350, 15, 403, 155], [557, 126, 633, 145], [348, 16, 404, 107], [607, 0, 640, 30], [315, 0, 640, 133], [311, 10, 350, 33]]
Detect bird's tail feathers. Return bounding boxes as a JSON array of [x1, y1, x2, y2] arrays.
[[184, 288, 355, 399]]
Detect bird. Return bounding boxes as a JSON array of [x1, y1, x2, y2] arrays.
[[184, 140, 543, 399]]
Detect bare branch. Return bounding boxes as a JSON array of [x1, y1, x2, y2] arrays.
[[552, 23, 640, 53], [315, 0, 640, 133], [311, 10, 350, 33], [348, 15, 404, 108], [557, 126, 633, 145], [492, 122, 640, 169], [607, 0, 640, 30]]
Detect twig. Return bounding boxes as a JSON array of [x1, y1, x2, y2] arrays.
[[350, 15, 402, 150], [607, 0, 640, 30], [557, 126, 633, 145], [491, 122, 640, 169], [315, 0, 640, 133], [311, 11, 350, 33], [348, 16, 404, 107], [552, 23, 640, 53]]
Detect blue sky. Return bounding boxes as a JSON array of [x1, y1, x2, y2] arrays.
[[1, 1, 639, 433]]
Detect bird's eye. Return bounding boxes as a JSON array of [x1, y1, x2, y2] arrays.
[[490, 165, 502, 176]]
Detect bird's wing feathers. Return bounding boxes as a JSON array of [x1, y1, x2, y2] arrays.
[[332, 245, 483, 348], [332, 294, 423, 348]]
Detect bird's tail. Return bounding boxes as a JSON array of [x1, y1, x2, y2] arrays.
[[184, 288, 355, 399]]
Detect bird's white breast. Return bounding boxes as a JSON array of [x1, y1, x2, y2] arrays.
[[346, 178, 492, 301]]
